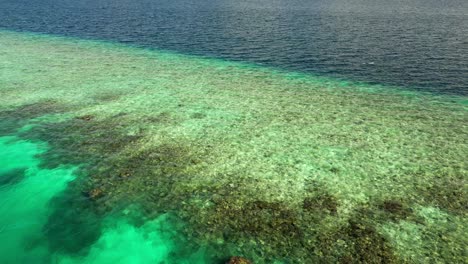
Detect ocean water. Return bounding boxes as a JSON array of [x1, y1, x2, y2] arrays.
[[0, 0, 467, 95], [1, 0, 468, 262], [0, 31, 466, 263]]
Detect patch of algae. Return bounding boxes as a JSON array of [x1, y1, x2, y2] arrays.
[[0, 30, 467, 263]]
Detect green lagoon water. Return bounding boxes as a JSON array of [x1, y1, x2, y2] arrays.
[[0, 31, 466, 263]]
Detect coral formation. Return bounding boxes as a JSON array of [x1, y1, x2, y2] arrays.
[[227, 256, 252, 264], [0, 31, 466, 263]]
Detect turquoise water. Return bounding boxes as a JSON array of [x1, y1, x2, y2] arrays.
[[0, 31, 467, 263], [0, 135, 211, 263], [0, 136, 75, 262]]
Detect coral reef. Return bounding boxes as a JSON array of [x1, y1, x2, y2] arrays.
[[0, 31, 466, 263]]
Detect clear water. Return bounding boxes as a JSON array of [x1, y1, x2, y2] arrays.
[[0, 0, 467, 95], [0, 1, 467, 263], [0, 135, 200, 263]]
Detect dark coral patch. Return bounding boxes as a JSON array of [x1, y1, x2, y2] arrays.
[[0, 100, 64, 120], [23, 116, 141, 168], [213, 199, 302, 240], [83, 188, 105, 201], [379, 200, 412, 221], [76, 114, 94, 121], [146, 112, 175, 124], [185, 196, 306, 262], [303, 194, 338, 214], [418, 175, 467, 215], [316, 219, 398, 264], [92, 92, 123, 102], [0, 100, 71, 135], [308, 206, 400, 263], [344, 220, 397, 263], [191, 112, 206, 119]]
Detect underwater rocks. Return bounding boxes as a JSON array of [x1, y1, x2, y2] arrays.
[[227, 256, 252, 264]]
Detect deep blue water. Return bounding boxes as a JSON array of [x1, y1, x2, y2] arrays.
[[1, 0, 467, 95]]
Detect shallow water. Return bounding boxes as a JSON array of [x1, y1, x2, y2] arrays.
[[0, 0, 467, 94], [0, 135, 205, 263], [0, 31, 466, 263]]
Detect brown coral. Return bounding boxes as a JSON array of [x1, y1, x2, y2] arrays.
[[227, 256, 252, 264], [88, 188, 104, 200]]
